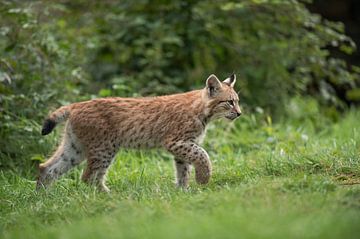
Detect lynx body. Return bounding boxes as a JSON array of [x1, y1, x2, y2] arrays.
[[37, 74, 241, 192]]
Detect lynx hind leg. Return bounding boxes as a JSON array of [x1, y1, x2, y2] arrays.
[[81, 149, 116, 192], [166, 141, 212, 186], [174, 159, 191, 188], [36, 124, 84, 190]]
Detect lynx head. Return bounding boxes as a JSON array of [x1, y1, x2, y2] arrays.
[[204, 74, 242, 121]]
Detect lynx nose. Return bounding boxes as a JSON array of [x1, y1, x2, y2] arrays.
[[236, 112, 242, 117]]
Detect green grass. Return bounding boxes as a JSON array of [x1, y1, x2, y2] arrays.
[[1, 110, 360, 239]]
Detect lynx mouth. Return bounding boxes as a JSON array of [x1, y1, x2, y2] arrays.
[[225, 115, 237, 120]]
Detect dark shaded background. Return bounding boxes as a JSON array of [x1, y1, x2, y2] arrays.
[[309, 0, 360, 66]]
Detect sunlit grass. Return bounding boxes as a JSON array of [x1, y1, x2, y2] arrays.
[[1, 110, 360, 239]]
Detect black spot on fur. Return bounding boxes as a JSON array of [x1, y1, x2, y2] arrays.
[[41, 119, 56, 135], [71, 143, 77, 150]]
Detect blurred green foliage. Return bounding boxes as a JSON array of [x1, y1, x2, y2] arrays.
[[0, 0, 359, 168]]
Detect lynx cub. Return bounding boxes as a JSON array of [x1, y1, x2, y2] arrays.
[[37, 74, 241, 192]]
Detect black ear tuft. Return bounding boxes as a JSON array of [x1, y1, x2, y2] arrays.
[[223, 74, 236, 87]]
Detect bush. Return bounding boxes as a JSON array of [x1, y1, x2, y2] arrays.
[[88, 0, 359, 112]]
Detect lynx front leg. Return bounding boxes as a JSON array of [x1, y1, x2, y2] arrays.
[[166, 141, 212, 185], [82, 149, 115, 192], [174, 159, 191, 188]]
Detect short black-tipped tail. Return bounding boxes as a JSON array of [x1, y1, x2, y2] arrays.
[[41, 119, 56, 135]]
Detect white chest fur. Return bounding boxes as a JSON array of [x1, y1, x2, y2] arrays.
[[195, 127, 207, 145]]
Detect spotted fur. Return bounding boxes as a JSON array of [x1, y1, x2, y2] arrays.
[[36, 74, 242, 192]]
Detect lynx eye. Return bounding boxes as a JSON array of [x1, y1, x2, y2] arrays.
[[227, 100, 234, 107], [219, 100, 235, 108]]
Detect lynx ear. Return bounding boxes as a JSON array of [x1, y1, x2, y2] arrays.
[[206, 74, 222, 97], [223, 74, 236, 88]]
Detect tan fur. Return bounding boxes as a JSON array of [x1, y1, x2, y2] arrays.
[[36, 74, 242, 192]]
